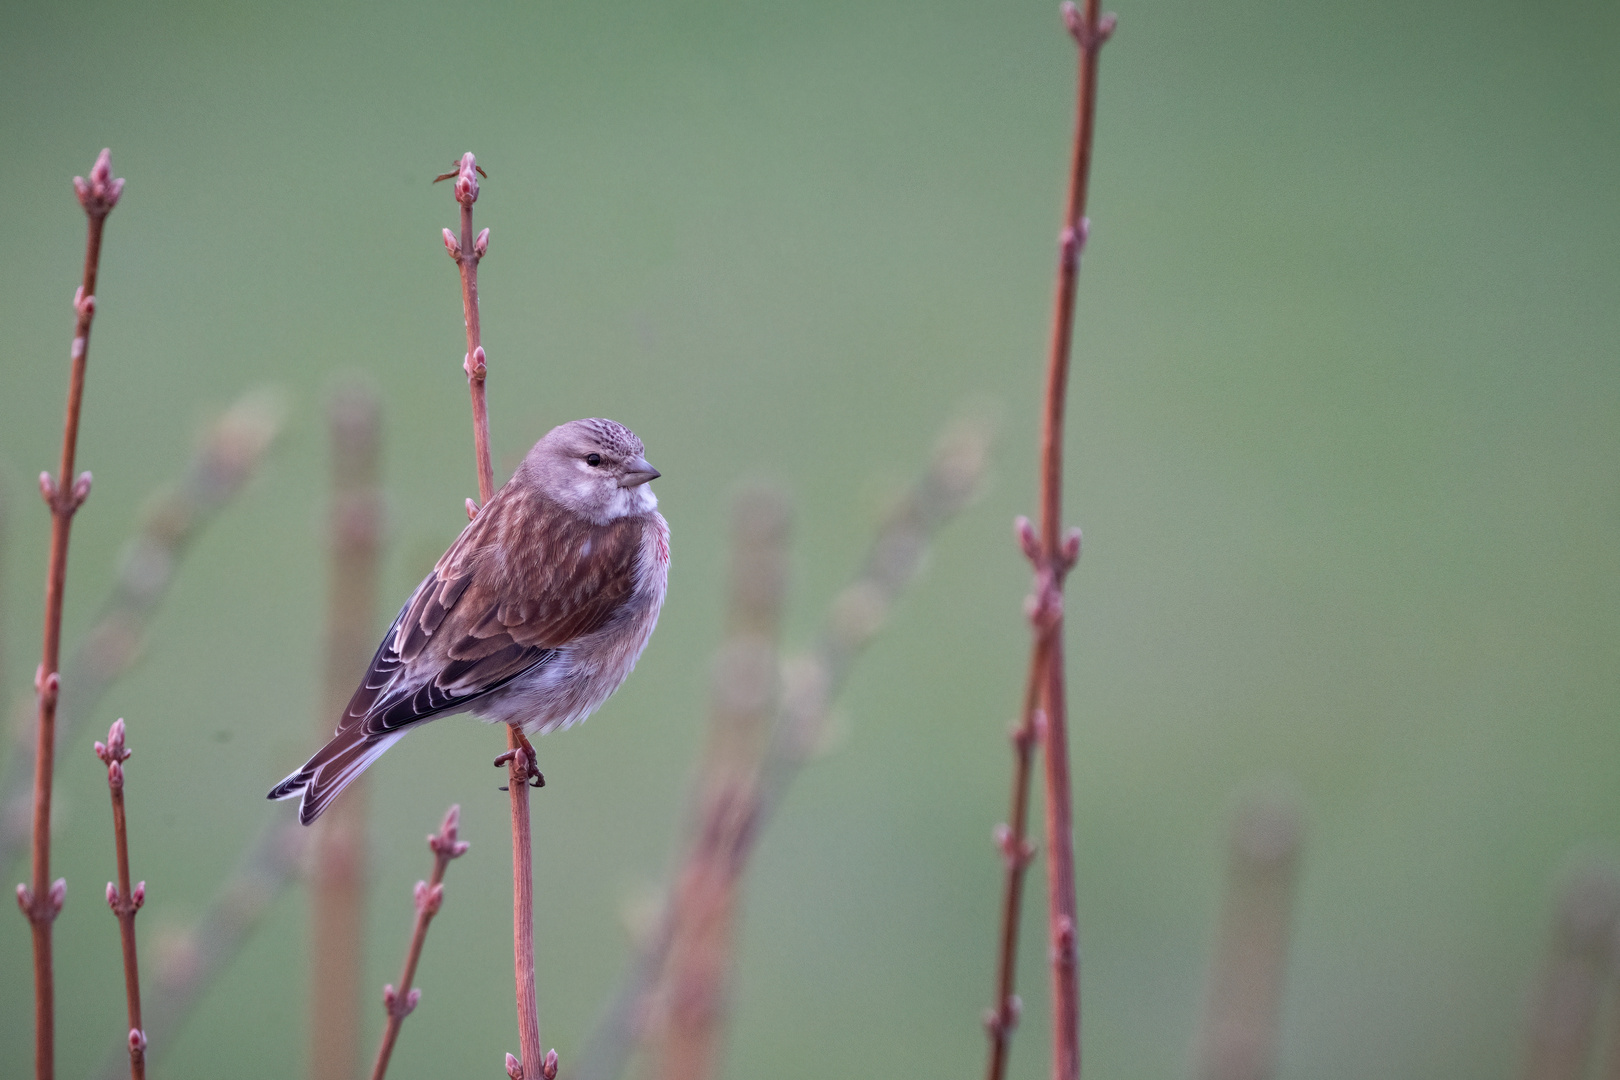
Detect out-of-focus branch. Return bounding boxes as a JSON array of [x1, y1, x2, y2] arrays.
[[571, 420, 989, 1080], [1189, 791, 1303, 1080], [94, 719, 147, 1080], [370, 805, 470, 1080], [19, 148, 123, 1080], [645, 488, 789, 1080], [1522, 860, 1620, 1080], [310, 383, 384, 1080], [2, 389, 285, 861]]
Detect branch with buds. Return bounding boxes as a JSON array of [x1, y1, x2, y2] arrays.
[[983, 6, 1114, 1080], [435, 149, 557, 1080], [19, 147, 124, 1080], [94, 719, 148, 1080], [369, 805, 470, 1080]]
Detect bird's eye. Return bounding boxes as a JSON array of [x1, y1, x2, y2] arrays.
[[586, 453, 602, 467]]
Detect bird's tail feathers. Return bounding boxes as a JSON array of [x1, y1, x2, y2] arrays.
[[267, 727, 403, 825]]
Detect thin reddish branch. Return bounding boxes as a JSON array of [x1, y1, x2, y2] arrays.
[[1035, 8, 1113, 1079], [983, 7, 1113, 1080], [369, 805, 470, 1080], [983, 650, 1043, 1080], [438, 151, 554, 1080], [94, 719, 147, 1080], [311, 384, 384, 1080], [18, 147, 123, 1080]]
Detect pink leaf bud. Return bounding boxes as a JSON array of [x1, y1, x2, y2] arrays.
[[404, 988, 421, 1014], [108, 759, 124, 790], [106, 718, 129, 761], [473, 228, 489, 258], [464, 345, 487, 380], [453, 152, 480, 206], [17, 884, 33, 914], [128, 1028, 147, 1054], [74, 287, 96, 318], [1061, 1, 1082, 37], [47, 878, 66, 916], [1014, 516, 1040, 564], [133, 881, 146, 908], [107, 882, 119, 909], [413, 880, 430, 912], [542, 1050, 559, 1080], [71, 471, 93, 508], [465, 498, 480, 521], [74, 149, 124, 217], [383, 983, 398, 1008], [1059, 526, 1082, 572], [506, 1052, 524, 1080], [443, 228, 461, 259], [39, 472, 58, 505], [95, 741, 108, 762]]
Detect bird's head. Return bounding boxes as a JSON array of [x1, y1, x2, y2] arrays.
[[520, 418, 661, 523]]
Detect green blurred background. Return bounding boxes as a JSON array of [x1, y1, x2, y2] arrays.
[[2, 0, 1618, 1076]]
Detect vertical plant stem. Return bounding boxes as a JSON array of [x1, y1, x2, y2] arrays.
[[370, 805, 469, 1080], [654, 489, 789, 1080], [990, 8, 1114, 1080], [17, 148, 123, 1080], [94, 719, 146, 1080], [1190, 793, 1303, 1080], [310, 384, 384, 1080], [437, 151, 551, 1080], [983, 652, 1043, 1080]]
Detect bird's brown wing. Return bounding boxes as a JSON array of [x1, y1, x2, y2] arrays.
[[338, 486, 647, 737]]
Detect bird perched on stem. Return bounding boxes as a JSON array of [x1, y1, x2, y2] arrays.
[[270, 418, 669, 825]]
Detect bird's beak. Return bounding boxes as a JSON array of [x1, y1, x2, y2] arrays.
[[620, 456, 661, 487]]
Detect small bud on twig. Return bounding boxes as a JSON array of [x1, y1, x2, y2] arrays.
[[464, 346, 487, 382], [428, 804, 471, 859], [444, 228, 462, 260], [107, 882, 119, 909], [17, 883, 32, 914], [443, 152, 481, 206], [466, 498, 480, 521], [542, 1049, 559, 1079], [47, 878, 66, 917], [73, 149, 125, 218], [506, 1052, 524, 1079], [74, 286, 96, 319], [133, 881, 145, 908], [1015, 516, 1041, 564], [128, 1028, 147, 1054], [474, 228, 490, 259]]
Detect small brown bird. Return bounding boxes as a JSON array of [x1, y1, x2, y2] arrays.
[[269, 418, 669, 824]]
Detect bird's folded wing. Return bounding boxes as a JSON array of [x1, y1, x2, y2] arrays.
[[337, 487, 647, 737]]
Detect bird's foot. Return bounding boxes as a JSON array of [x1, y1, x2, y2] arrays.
[[493, 731, 546, 789]]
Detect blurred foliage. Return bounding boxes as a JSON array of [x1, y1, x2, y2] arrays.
[[1, 0, 1617, 1078]]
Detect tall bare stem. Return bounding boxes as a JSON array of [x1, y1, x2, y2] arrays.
[[16, 148, 123, 1080], [437, 151, 555, 1080], [94, 719, 147, 1080], [984, 7, 1113, 1080], [369, 805, 470, 1080], [650, 489, 790, 1080], [310, 384, 384, 1080]]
